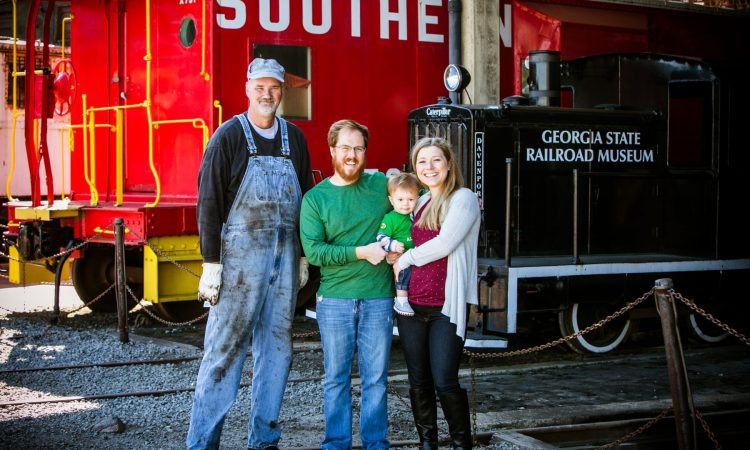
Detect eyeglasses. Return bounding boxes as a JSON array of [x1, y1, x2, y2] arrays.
[[335, 145, 366, 154]]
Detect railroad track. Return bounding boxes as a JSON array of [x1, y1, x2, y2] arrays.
[[1, 309, 748, 449]]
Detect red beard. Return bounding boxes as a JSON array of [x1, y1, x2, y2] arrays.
[[332, 156, 365, 183]]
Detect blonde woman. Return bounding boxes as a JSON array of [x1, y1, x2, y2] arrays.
[[393, 137, 480, 450]]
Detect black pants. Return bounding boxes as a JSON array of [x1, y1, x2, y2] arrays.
[[395, 304, 465, 395]]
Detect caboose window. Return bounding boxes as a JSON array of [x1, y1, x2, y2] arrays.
[[179, 17, 197, 48], [667, 80, 712, 168], [253, 44, 311, 121]]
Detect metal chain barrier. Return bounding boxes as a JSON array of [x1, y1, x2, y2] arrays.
[[460, 286, 714, 448], [125, 228, 321, 338], [671, 289, 750, 346], [388, 384, 411, 411], [292, 329, 321, 339], [600, 289, 750, 450], [1, 222, 116, 316], [470, 358, 478, 444], [595, 406, 672, 450], [0, 221, 116, 265], [695, 408, 722, 450], [0, 283, 116, 317], [126, 228, 201, 279], [40, 280, 73, 286], [63, 284, 116, 315], [126, 285, 208, 327], [0, 304, 18, 313], [464, 287, 655, 360], [1, 220, 323, 337]]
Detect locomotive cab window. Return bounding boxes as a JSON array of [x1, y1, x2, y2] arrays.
[[253, 44, 311, 121], [667, 80, 713, 168]]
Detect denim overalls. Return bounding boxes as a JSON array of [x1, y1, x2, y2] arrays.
[[187, 113, 301, 450]]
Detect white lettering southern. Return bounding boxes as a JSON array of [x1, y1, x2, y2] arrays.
[[216, 0, 445, 42]]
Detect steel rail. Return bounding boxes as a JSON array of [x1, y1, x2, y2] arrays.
[[0, 347, 322, 375], [0, 374, 324, 407]]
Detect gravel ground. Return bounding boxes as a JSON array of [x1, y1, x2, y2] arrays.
[[0, 307, 477, 450], [5, 284, 747, 449]]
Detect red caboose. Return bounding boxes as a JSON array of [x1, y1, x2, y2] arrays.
[[4, 0, 749, 325], [4, 0, 449, 320]]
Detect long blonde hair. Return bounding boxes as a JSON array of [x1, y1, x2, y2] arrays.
[[410, 137, 463, 230]]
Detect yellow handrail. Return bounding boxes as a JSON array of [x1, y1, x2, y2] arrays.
[[62, 123, 114, 203], [213, 100, 223, 127], [152, 118, 210, 153], [144, 0, 161, 208], [200, 0, 210, 81], [34, 0, 209, 209], [7, 112, 21, 202], [94, 226, 130, 235], [81, 94, 97, 205], [6, 0, 19, 201], [6, 5, 76, 203], [115, 109, 124, 206], [58, 12, 72, 212], [33, 119, 39, 161], [61, 15, 73, 60], [12, 70, 44, 77], [58, 130, 66, 200], [84, 102, 148, 206]]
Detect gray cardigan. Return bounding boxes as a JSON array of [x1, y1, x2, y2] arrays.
[[397, 188, 481, 339]]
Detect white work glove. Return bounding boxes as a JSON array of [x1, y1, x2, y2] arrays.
[[299, 257, 309, 289], [198, 262, 222, 306]]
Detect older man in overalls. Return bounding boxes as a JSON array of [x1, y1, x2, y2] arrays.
[[187, 58, 312, 450]]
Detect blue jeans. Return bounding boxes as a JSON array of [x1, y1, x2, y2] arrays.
[[395, 304, 465, 395], [316, 297, 393, 450], [395, 267, 411, 292]]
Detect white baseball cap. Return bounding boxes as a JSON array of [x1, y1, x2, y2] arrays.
[[247, 58, 285, 83]]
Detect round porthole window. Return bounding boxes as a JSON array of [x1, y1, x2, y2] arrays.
[[179, 17, 196, 48]]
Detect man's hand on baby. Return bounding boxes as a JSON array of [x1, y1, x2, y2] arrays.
[[358, 242, 387, 265]]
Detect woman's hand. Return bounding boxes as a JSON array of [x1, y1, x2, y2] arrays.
[[392, 256, 402, 280], [385, 251, 400, 265]]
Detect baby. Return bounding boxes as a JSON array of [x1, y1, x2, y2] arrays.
[[376, 172, 420, 316]]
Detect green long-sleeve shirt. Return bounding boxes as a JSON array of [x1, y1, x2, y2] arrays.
[[300, 172, 395, 299]]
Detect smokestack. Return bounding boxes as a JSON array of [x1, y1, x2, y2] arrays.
[[528, 50, 560, 106]]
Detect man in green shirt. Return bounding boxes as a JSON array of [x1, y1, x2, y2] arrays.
[[300, 119, 394, 450]]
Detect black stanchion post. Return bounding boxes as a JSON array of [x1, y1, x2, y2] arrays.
[[114, 218, 129, 343], [51, 240, 75, 325], [655, 278, 695, 450]]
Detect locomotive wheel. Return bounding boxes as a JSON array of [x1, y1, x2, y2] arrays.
[[71, 246, 143, 313], [683, 313, 728, 344], [558, 302, 633, 354], [151, 301, 207, 323]]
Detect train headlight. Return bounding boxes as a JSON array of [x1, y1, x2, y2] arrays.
[[444, 64, 471, 93]]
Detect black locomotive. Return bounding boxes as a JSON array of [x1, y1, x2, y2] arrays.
[[408, 52, 750, 353]]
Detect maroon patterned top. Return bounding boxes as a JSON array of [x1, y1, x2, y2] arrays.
[[407, 200, 447, 307]]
